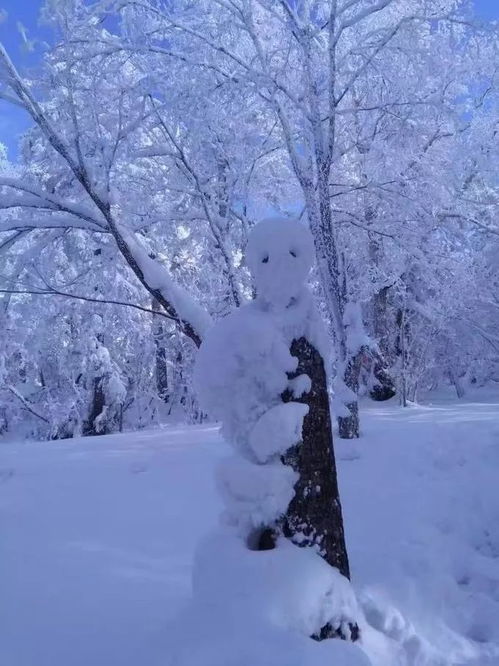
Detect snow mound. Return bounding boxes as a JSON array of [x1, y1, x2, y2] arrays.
[[165, 603, 370, 666], [193, 531, 360, 637], [165, 530, 370, 666]]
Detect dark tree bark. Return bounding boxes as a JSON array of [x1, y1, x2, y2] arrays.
[[395, 307, 409, 407], [372, 284, 391, 359], [155, 342, 169, 403], [369, 283, 397, 402], [82, 376, 107, 436], [257, 337, 360, 642], [449, 366, 465, 399], [338, 352, 364, 439], [370, 359, 396, 402], [82, 332, 113, 437], [0, 407, 8, 435], [281, 337, 351, 578], [152, 298, 170, 403]]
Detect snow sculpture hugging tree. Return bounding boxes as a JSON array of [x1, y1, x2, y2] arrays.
[[194, 218, 360, 646]]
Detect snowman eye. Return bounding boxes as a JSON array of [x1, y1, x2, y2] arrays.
[[262, 255, 269, 264], [289, 250, 297, 258]]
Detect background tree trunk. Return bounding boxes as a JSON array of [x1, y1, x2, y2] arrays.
[[152, 298, 170, 403], [338, 352, 364, 439], [83, 376, 107, 436]]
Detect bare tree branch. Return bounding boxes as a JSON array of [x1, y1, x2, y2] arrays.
[[2, 385, 50, 424], [0, 288, 176, 319]]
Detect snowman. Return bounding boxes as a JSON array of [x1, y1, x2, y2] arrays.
[[193, 218, 359, 642]]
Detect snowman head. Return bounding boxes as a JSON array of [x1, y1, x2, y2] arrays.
[[246, 218, 315, 310]]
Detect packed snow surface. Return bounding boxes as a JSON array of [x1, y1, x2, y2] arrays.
[[1, 389, 499, 665]]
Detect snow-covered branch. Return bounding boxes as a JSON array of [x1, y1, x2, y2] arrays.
[[0, 40, 212, 347]]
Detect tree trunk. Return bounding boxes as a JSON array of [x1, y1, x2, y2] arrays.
[[395, 308, 408, 407], [153, 298, 169, 402], [83, 376, 107, 436], [449, 367, 465, 399], [307, 187, 362, 439], [370, 281, 397, 402], [279, 336, 358, 641], [372, 283, 391, 359], [281, 337, 351, 577], [0, 407, 8, 435], [338, 352, 364, 439]]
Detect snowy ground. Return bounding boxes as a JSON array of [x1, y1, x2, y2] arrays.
[[1, 390, 499, 666]]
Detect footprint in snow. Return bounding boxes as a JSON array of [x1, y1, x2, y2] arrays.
[[0, 467, 15, 483], [130, 462, 148, 474]]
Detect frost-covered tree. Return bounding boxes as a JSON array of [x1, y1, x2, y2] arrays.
[[0, 0, 497, 440], [117, 0, 497, 435]]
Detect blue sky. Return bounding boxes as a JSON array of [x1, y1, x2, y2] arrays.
[[0, 0, 498, 161]]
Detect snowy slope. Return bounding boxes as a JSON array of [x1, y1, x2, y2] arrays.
[[1, 393, 499, 666]]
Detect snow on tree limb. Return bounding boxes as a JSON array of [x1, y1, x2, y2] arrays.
[[0, 40, 212, 347], [114, 221, 212, 343]]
